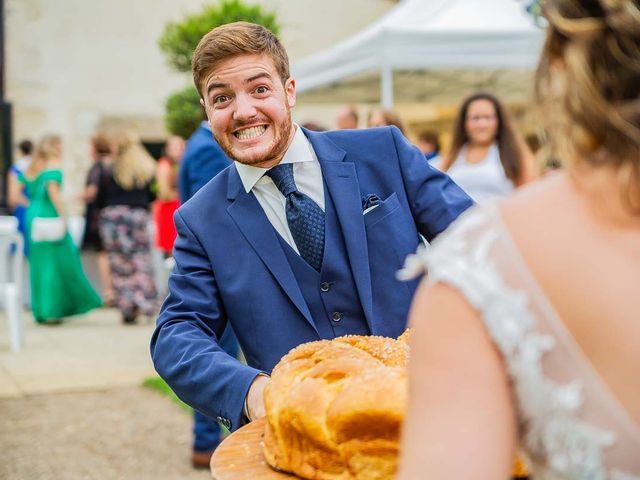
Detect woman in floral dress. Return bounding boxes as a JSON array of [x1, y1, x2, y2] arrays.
[[99, 132, 157, 324]]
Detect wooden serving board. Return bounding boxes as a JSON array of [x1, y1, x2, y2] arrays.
[[211, 418, 529, 479], [210, 417, 293, 479]]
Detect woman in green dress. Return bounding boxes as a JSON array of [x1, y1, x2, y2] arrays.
[[20, 135, 102, 324]]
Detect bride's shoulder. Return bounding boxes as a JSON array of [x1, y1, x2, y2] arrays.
[[500, 172, 568, 235]]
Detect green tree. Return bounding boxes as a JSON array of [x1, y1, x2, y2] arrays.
[[164, 86, 203, 139], [160, 0, 279, 73], [160, 0, 280, 137]]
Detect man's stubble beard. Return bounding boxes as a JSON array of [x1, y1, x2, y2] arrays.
[[214, 107, 294, 168]]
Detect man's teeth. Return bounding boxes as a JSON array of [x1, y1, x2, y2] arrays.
[[236, 126, 266, 140]]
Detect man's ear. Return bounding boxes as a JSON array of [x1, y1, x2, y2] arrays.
[[200, 98, 212, 123], [285, 78, 296, 109]]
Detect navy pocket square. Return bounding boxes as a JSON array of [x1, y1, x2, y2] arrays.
[[362, 194, 381, 211]]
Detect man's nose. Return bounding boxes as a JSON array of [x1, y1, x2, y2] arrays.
[[233, 94, 257, 121]]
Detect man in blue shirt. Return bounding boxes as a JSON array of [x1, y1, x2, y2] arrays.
[[179, 121, 231, 203]]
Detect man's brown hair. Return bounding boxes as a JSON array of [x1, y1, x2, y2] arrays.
[[192, 21, 290, 98]]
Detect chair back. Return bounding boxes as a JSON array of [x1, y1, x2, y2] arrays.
[[0, 216, 24, 352], [0, 216, 22, 286]]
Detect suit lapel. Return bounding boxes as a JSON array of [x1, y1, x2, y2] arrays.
[[305, 131, 375, 333], [226, 167, 316, 333]]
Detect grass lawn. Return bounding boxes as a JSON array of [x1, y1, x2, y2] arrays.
[[142, 376, 231, 436], [142, 376, 192, 414]]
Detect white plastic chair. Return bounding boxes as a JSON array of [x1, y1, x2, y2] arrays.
[[0, 216, 24, 352]]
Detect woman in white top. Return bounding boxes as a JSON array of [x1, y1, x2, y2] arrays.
[[440, 92, 536, 202], [398, 0, 640, 478]]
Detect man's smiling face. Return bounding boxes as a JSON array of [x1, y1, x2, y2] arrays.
[[202, 53, 296, 169]]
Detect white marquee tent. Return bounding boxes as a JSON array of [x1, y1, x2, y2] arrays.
[[292, 0, 545, 106]]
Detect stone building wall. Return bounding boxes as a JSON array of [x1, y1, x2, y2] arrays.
[[6, 0, 395, 210]]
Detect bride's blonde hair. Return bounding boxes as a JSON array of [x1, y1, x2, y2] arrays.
[[112, 132, 156, 190], [535, 0, 640, 212]]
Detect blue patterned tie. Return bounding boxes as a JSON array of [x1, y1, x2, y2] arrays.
[[266, 163, 325, 271]]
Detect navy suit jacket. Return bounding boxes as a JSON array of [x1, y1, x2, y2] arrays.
[[178, 123, 231, 203], [151, 126, 473, 431]]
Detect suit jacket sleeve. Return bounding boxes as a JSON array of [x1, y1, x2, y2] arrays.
[[390, 126, 473, 241], [150, 209, 261, 431]]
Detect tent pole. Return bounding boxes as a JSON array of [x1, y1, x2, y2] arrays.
[[381, 66, 394, 107]]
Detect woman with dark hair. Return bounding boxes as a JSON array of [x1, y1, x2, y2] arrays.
[[81, 134, 114, 304], [440, 92, 535, 202], [399, 0, 640, 477], [154, 135, 184, 257], [8, 139, 33, 256]]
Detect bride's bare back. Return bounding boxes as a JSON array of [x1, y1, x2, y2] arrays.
[[398, 171, 640, 479], [502, 170, 640, 426]]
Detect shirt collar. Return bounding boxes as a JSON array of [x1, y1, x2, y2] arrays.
[[235, 125, 314, 193]]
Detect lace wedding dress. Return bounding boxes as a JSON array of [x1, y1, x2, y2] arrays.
[[400, 204, 640, 479]]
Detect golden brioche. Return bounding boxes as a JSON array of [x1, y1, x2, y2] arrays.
[[263, 333, 409, 480], [262, 329, 529, 479]]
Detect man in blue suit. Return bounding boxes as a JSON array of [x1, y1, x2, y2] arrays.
[[151, 22, 473, 433]]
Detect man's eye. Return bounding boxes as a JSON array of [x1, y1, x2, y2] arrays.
[[255, 86, 268, 94], [214, 95, 230, 104]]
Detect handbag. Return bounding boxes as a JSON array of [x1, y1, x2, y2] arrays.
[[31, 217, 66, 242]]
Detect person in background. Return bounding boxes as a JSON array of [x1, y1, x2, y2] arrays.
[[81, 134, 114, 305], [439, 92, 536, 202], [524, 132, 542, 156], [398, 0, 640, 476], [300, 121, 327, 132], [8, 139, 33, 256], [179, 120, 230, 203], [20, 135, 101, 324], [416, 130, 441, 164], [99, 132, 157, 324], [154, 135, 185, 257], [179, 117, 241, 469], [367, 107, 407, 135], [335, 105, 359, 130]]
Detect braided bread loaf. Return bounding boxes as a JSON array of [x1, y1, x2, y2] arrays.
[[263, 331, 410, 480]]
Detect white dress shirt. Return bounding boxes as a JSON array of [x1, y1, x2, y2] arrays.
[[234, 126, 324, 254]]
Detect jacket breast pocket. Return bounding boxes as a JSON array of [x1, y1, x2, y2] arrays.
[[363, 192, 400, 229]]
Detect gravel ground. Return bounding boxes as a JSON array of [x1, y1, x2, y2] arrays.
[[0, 387, 211, 480]]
